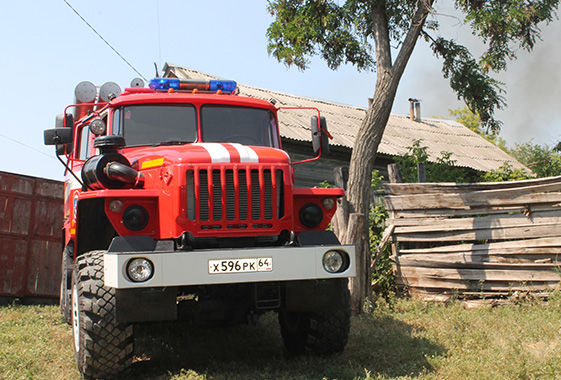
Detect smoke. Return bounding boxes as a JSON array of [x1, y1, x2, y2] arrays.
[[393, 6, 561, 148], [495, 21, 561, 147]]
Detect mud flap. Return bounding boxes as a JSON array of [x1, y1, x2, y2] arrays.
[[115, 286, 177, 323], [284, 279, 347, 313]]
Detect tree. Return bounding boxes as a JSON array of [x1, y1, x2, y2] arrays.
[[266, 0, 559, 311], [509, 140, 561, 178]]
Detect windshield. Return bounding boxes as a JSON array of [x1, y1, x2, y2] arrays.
[[114, 105, 197, 146], [112, 104, 279, 148], [201, 106, 279, 148]]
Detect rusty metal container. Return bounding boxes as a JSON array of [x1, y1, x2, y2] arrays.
[[0, 171, 63, 300]]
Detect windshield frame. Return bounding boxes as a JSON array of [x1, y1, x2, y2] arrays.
[[112, 103, 198, 148], [200, 104, 280, 148]]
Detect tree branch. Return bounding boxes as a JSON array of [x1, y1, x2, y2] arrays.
[[370, 2, 392, 73], [393, 0, 435, 77]]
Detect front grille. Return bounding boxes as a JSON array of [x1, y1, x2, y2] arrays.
[[186, 167, 284, 227]]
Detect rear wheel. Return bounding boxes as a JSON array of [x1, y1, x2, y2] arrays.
[[71, 250, 134, 379], [279, 279, 351, 355]]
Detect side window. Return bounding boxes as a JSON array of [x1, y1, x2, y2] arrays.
[[113, 108, 122, 136], [77, 126, 91, 160]]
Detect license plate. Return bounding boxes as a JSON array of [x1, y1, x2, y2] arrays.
[[208, 257, 273, 274]]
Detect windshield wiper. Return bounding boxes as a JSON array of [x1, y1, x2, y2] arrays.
[[152, 140, 191, 147]]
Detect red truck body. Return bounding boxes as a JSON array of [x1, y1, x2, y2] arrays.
[[45, 77, 355, 379]]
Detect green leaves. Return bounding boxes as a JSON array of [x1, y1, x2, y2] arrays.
[[266, 0, 559, 134], [431, 37, 506, 133], [458, 0, 559, 72], [266, 0, 375, 71]]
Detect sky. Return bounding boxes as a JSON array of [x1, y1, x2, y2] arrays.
[[1, 1, 560, 181]]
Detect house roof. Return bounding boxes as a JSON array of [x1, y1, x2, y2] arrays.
[[164, 64, 526, 173]]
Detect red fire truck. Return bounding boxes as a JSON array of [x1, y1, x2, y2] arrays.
[[44, 77, 356, 379]]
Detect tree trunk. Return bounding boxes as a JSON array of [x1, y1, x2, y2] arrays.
[[333, 1, 434, 312], [343, 74, 400, 312]]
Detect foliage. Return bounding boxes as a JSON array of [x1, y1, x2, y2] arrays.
[[477, 140, 561, 181], [368, 170, 394, 300], [266, 0, 559, 132], [482, 162, 533, 182], [430, 38, 505, 133], [393, 139, 475, 183], [266, 0, 374, 71], [508, 140, 561, 178]]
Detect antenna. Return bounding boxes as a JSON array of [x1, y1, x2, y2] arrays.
[[154, 62, 160, 78]]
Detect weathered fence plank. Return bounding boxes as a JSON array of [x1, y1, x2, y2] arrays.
[[383, 176, 561, 299]]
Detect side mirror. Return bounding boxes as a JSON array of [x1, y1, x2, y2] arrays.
[[311, 116, 329, 155], [45, 114, 74, 155], [55, 113, 74, 129], [44, 127, 74, 156]]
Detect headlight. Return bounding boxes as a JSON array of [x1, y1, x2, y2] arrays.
[[122, 205, 149, 231], [323, 197, 335, 210], [299, 203, 323, 228], [322, 250, 348, 273], [126, 258, 154, 282], [89, 118, 106, 136], [108, 199, 123, 212]]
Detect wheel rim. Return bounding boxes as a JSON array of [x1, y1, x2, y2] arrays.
[[72, 284, 80, 353]]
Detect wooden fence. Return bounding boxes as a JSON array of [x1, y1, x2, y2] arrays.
[[382, 175, 561, 300]]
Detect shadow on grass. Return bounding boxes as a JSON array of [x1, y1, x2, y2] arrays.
[[124, 311, 445, 380]]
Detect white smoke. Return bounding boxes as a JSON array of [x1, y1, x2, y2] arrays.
[[392, 4, 561, 148]]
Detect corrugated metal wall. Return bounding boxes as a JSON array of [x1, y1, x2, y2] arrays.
[[0, 171, 63, 300]]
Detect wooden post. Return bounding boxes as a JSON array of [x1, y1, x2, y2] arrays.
[[333, 167, 349, 241], [333, 166, 349, 189], [332, 166, 367, 314], [417, 163, 426, 183], [344, 212, 366, 314], [388, 163, 402, 183]]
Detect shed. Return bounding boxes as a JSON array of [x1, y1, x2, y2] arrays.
[[164, 64, 526, 188], [0, 171, 63, 302]]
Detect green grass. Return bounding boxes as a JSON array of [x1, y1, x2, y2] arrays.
[[2, 295, 561, 380]]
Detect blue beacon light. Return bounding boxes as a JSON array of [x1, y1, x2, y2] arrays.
[[209, 80, 237, 93], [149, 78, 180, 91], [149, 78, 237, 93]]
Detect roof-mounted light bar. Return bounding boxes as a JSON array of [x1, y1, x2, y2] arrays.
[[149, 78, 237, 94]]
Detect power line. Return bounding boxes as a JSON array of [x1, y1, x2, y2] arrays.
[[0, 132, 57, 160], [62, 0, 148, 82]]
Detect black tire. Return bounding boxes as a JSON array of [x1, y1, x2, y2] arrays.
[[71, 250, 134, 379], [279, 279, 351, 355], [60, 245, 73, 325]]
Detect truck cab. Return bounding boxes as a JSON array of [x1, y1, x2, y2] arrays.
[[45, 77, 355, 379]]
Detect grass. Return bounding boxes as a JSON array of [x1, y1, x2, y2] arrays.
[[1, 294, 561, 380]]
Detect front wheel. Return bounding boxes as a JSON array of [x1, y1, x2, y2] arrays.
[[279, 279, 351, 355], [71, 250, 134, 379]]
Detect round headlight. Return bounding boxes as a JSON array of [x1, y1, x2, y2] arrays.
[[322, 250, 347, 273], [323, 197, 335, 210], [89, 118, 106, 136], [122, 205, 149, 231], [108, 199, 123, 213], [299, 203, 323, 228], [126, 258, 154, 282]]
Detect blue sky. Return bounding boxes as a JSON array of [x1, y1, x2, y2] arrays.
[[1, 1, 560, 180]]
